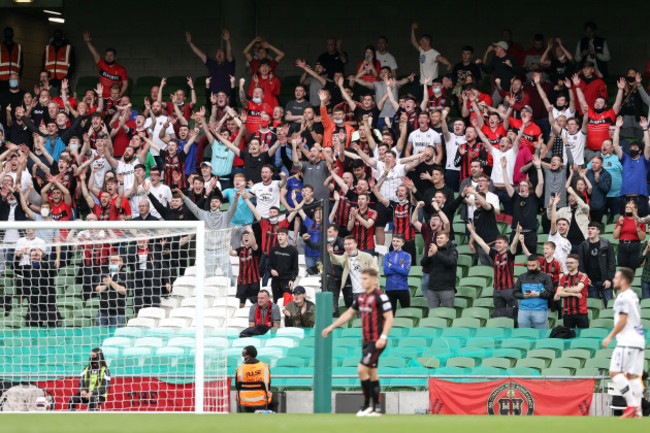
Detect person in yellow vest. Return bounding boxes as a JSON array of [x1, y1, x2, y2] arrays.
[[235, 345, 278, 412], [42, 30, 75, 89], [67, 348, 110, 411], [0, 27, 22, 91]]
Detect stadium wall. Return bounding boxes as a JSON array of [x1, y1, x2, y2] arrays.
[[50, 0, 650, 84]]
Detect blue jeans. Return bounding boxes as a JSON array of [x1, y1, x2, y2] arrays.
[[420, 273, 430, 295], [517, 309, 548, 330], [642, 281, 650, 300], [587, 280, 613, 308], [305, 255, 320, 270], [96, 313, 125, 327]]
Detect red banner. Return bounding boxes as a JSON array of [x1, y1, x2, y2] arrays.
[[429, 378, 594, 416], [33, 377, 229, 412]]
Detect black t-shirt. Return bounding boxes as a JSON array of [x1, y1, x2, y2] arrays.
[[474, 206, 499, 244], [240, 150, 272, 184], [99, 271, 129, 317], [549, 58, 576, 81], [511, 192, 539, 230], [452, 62, 482, 84], [586, 241, 602, 281], [353, 106, 380, 128], [408, 162, 439, 194], [300, 122, 324, 148], [567, 207, 585, 245], [317, 51, 348, 79]]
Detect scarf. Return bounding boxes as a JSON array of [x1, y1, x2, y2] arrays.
[[254, 302, 274, 327]]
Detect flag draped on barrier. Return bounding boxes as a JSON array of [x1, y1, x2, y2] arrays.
[[429, 378, 594, 415]]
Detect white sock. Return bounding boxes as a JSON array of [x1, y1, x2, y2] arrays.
[[628, 378, 644, 408], [613, 374, 638, 407]]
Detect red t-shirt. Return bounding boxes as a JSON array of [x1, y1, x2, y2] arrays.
[[615, 217, 646, 241], [165, 102, 193, 123], [93, 202, 124, 221], [481, 124, 506, 168], [112, 119, 136, 157], [249, 59, 278, 76], [97, 59, 128, 98], [245, 100, 273, 132], [508, 118, 541, 152], [356, 60, 381, 82], [466, 93, 493, 123], [586, 108, 616, 151]]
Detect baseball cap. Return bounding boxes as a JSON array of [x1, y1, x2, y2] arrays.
[[293, 286, 306, 294], [492, 41, 509, 51], [200, 161, 212, 168], [521, 105, 534, 115]]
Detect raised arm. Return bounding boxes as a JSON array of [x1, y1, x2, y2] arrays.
[[467, 223, 490, 254], [612, 78, 626, 114], [185, 32, 207, 64], [295, 59, 327, 86], [82, 32, 101, 64], [533, 155, 544, 198], [501, 156, 515, 197], [410, 23, 420, 50], [79, 171, 96, 209], [242, 192, 262, 221], [642, 117, 650, 160], [510, 224, 522, 254], [612, 116, 624, 160]]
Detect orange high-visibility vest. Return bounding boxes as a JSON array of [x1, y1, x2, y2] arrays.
[[0, 43, 21, 80], [44, 44, 71, 80], [236, 361, 272, 406]]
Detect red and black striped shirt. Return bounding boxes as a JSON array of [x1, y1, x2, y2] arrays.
[[353, 289, 392, 343], [334, 195, 353, 232], [237, 246, 261, 285], [251, 129, 276, 150], [391, 200, 415, 240], [539, 257, 562, 288], [489, 249, 515, 290], [259, 219, 289, 255], [454, 141, 488, 181], [162, 150, 187, 189], [352, 208, 377, 251], [559, 272, 590, 315]]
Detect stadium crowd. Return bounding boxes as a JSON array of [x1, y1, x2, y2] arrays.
[[1, 21, 650, 331]]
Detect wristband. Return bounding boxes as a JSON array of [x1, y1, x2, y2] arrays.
[[379, 334, 388, 340]]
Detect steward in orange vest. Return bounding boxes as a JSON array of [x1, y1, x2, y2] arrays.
[[235, 345, 278, 412], [0, 27, 22, 85], [43, 30, 75, 86]]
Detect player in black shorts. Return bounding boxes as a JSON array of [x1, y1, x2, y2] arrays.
[[322, 268, 394, 417]]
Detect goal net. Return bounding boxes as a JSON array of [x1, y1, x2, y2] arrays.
[[0, 220, 234, 413]]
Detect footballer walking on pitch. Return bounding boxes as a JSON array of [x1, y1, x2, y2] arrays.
[[322, 268, 394, 417], [603, 267, 646, 418]]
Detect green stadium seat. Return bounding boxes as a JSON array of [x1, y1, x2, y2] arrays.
[[465, 337, 496, 349], [480, 287, 494, 299], [332, 346, 353, 359], [598, 309, 614, 320], [540, 367, 572, 376], [507, 366, 540, 376], [419, 317, 450, 327], [396, 337, 428, 348], [500, 339, 533, 355], [568, 338, 601, 355], [474, 327, 507, 338], [393, 317, 417, 327], [595, 348, 614, 359], [485, 317, 514, 328], [445, 356, 476, 368], [417, 357, 441, 369], [339, 328, 362, 338], [460, 307, 490, 323], [440, 327, 472, 338], [451, 318, 481, 327], [457, 255, 473, 269], [526, 349, 557, 366], [350, 318, 362, 328], [471, 298, 495, 310], [456, 286, 479, 301], [410, 297, 429, 313], [469, 366, 508, 376], [275, 357, 308, 368], [550, 357, 581, 373], [431, 366, 468, 376], [467, 266, 493, 279], [395, 307, 424, 320], [453, 297, 471, 311], [515, 358, 546, 371], [533, 338, 566, 355], [640, 299, 650, 309], [407, 327, 440, 338], [579, 328, 609, 339], [575, 367, 600, 376], [482, 357, 514, 369], [584, 358, 611, 370], [427, 307, 457, 320], [458, 277, 488, 289], [509, 328, 541, 339], [561, 349, 591, 366], [410, 266, 424, 277], [590, 319, 614, 328]]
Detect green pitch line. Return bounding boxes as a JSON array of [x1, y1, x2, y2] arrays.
[[3, 414, 649, 433]]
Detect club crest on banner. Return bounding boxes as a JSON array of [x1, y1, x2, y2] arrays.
[[486, 382, 535, 415]]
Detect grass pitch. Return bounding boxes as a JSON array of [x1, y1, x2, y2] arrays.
[[3, 414, 649, 433]]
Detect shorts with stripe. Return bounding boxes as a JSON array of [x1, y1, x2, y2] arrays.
[[609, 346, 645, 376], [360, 341, 385, 368]]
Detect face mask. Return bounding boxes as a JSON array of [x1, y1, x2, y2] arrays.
[[40, 208, 50, 217], [8, 200, 17, 206], [327, 237, 335, 243], [558, 55, 566, 62], [593, 107, 606, 114], [32, 262, 40, 269], [349, 251, 357, 257], [252, 97, 262, 104], [626, 212, 633, 217], [630, 149, 639, 158], [269, 217, 278, 224], [260, 119, 270, 128], [90, 361, 100, 369], [529, 269, 540, 275], [210, 209, 220, 215], [9, 79, 18, 88], [241, 356, 247, 363], [432, 88, 442, 95], [70, 144, 79, 150], [627, 76, 635, 83], [109, 264, 119, 272], [333, 119, 343, 125]]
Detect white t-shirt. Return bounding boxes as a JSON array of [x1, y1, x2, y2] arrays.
[[90, 153, 110, 189], [376, 51, 398, 71], [148, 182, 172, 220], [563, 130, 586, 166], [419, 48, 441, 83], [14, 236, 47, 265], [348, 254, 363, 294], [613, 289, 645, 348], [407, 128, 441, 155], [552, 107, 575, 121], [372, 161, 406, 202], [467, 191, 500, 221], [128, 178, 150, 218], [251, 180, 281, 218], [7, 169, 32, 193], [490, 148, 517, 184], [116, 156, 139, 192], [445, 133, 466, 171], [548, 231, 571, 274], [144, 116, 175, 156]]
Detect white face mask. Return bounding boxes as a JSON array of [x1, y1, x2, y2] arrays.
[[40, 208, 50, 217], [327, 237, 335, 243], [269, 217, 278, 224]]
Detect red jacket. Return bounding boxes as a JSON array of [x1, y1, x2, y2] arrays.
[[574, 75, 608, 115]]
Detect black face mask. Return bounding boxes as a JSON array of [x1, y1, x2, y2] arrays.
[[630, 149, 640, 158], [627, 76, 635, 83], [593, 107, 606, 114], [90, 361, 100, 369], [528, 269, 540, 275], [626, 212, 633, 217]]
